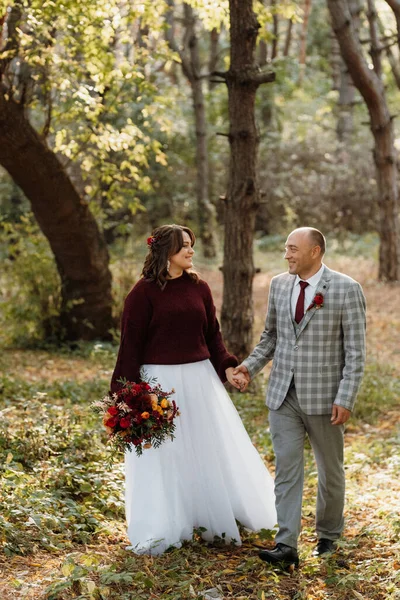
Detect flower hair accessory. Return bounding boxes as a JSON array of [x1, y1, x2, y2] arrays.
[[307, 293, 324, 311], [147, 235, 159, 248]]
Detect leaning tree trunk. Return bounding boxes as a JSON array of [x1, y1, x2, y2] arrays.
[[328, 0, 400, 281], [0, 91, 114, 339], [218, 0, 275, 359]]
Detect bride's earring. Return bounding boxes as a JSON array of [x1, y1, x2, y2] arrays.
[[166, 259, 170, 273]]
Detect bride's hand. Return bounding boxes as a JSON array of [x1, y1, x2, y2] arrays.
[[226, 367, 250, 392], [232, 365, 251, 392], [226, 367, 242, 389]]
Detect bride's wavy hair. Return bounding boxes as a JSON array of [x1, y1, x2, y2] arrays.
[[142, 224, 199, 288]]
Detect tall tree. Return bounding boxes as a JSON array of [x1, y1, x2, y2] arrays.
[[334, 0, 361, 142], [327, 0, 400, 281], [377, 14, 400, 89], [283, 18, 294, 56], [384, 0, 400, 52], [165, 1, 218, 258], [367, 0, 382, 78], [271, 0, 279, 60], [299, 0, 313, 83], [208, 27, 220, 91], [217, 0, 275, 359]]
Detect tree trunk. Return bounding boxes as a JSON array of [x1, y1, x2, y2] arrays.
[[259, 40, 268, 66], [0, 90, 114, 339], [331, 29, 342, 91], [377, 14, 400, 89], [208, 27, 220, 91], [283, 19, 293, 57], [335, 1, 361, 142], [166, 1, 218, 258], [367, 0, 382, 78], [328, 0, 400, 282], [221, 0, 275, 359], [336, 61, 356, 141], [384, 0, 400, 52], [271, 0, 279, 60], [299, 0, 312, 84], [185, 5, 218, 258]]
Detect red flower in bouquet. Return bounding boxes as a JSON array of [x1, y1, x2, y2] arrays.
[[92, 376, 180, 460], [307, 292, 324, 311], [120, 417, 131, 429]]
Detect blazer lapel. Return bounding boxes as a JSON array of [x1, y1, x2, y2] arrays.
[[285, 275, 297, 335], [295, 266, 332, 338]]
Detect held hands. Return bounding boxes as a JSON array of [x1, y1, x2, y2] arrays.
[[331, 404, 351, 426], [226, 364, 251, 392], [225, 367, 247, 390]]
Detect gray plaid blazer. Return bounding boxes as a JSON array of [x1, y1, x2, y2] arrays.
[[243, 265, 366, 415]]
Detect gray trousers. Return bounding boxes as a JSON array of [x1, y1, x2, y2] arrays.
[[268, 385, 345, 549]]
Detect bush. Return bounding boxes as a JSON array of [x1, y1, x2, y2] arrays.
[[0, 215, 62, 346], [257, 133, 378, 236]]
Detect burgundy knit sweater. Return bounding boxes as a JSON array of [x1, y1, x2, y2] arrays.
[[110, 272, 238, 393]]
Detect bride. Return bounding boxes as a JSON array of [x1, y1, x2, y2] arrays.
[[110, 224, 277, 555]]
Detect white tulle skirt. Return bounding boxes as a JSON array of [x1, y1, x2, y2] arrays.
[[125, 360, 277, 555]]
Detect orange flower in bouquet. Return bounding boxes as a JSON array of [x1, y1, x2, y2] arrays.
[[92, 376, 180, 459]]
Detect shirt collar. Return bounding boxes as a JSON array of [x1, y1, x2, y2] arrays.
[[295, 264, 325, 289]]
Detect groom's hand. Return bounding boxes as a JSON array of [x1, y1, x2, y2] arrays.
[[226, 367, 244, 389], [232, 364, 251, 392], [331, 404, 351, 425]]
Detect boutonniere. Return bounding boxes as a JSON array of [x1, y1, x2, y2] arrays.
[[307, 293, 324, 311]]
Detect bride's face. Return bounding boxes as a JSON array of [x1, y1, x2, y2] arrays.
[[169, 231, 195, 273]]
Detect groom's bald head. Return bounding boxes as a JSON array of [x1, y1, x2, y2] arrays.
[[289, 227, 326, 256]]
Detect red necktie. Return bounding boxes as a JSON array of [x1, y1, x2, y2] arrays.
[[295, 281, 309, 323]]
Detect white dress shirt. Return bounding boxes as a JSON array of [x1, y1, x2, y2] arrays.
[[291, 264, 325, 320]]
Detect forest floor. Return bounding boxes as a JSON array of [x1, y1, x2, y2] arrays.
[[0, 253, 399, 599]]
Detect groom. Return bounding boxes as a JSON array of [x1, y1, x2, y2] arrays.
[[233, 227, 366, 568]]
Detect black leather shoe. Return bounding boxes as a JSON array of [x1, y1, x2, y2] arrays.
[[314, 538, 336, 556], [258, 543, 299, 568]]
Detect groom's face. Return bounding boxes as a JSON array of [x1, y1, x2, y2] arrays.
[[284, 231, 317, 279]]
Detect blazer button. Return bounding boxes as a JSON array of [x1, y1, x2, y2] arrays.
[[291, 368, 295, 373], [294, 345, 299, 350]]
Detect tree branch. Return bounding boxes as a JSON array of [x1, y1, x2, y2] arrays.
[[210, 70, 228, 80], [251, 70, 276, 85]]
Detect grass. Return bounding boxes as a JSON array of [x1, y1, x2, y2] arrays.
[[0, 356, 399, 599], [1, 240, 400, 599]]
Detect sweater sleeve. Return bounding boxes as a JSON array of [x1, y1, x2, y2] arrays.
[[202, 282, 238, 383], [110, 281, 152, 393]]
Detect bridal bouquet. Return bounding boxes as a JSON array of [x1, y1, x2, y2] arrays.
[[92, 377, 180, 459]]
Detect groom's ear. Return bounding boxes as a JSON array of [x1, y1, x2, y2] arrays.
[[311, 245, 322, 258]]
